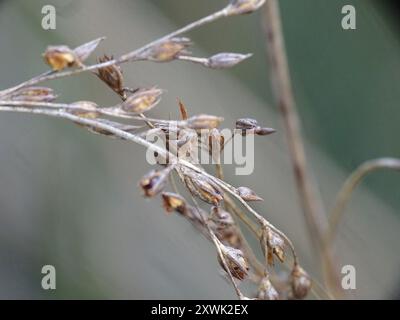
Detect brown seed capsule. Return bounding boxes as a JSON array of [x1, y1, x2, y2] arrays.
[[161, 192, 187, 214], [235, 118, 258, 130], [43, 45, 76, 71], [257, 275, 279, 300], [142, 37, 192, 62], [73, 37, 105, 63], [210, 206, 235, 230], [226, 0, 266, 15], [291, 265, 312, 299], [97, 55, 125, 97], [236, 186, 263, 201], [9, 86, 57, 102], [121, 87, 163, 114], [183, 170, 223, 205], [206, 53, 252, 69], [261, 228, 285, 265], [208, 128, 225, 157], [139, 167, 172, 197], [186, 114, 224, 130], [68, 101, 100, 119], [218, 244, 249, 281], [254, 127, 276, 136]]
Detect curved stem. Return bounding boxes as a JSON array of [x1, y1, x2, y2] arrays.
[[327, 158, 400, 245]]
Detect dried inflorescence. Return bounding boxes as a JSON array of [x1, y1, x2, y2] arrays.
[[0, 0, 315, 300]]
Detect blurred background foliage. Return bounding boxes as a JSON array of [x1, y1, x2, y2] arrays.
[[0, 0, 399, 299]]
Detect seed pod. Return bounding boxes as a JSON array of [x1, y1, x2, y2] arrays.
[[235, 118, 258, 130], [218, 244, 249, 281], [210, 206, 235, 229], [208, 128, 225, 157], [43, 45, 76, 71], [139, 166, 172, 197], [142, 37, 192, 62], [261, 228, 285, 265], [121, 87, 163, 114], [68, 101, 100, 119], [226, 0, 266, 15], [9, 86, 57, 102], [255, 127, 276, 136], [183, 170, 223, 205], [161, 192, 187, 214], [97, 55, 125, 97], [257, 275, 279, 300], [291, 265, 312, 299], [73, 37, 105, 63], [206, 53, 252, 69], [236, 186, 263, 201], [186, 114, 224, 130]]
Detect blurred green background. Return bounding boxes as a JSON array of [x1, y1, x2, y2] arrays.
[[0, 0, 399, 299]]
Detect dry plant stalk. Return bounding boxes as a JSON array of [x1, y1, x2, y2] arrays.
[[5, 0, 396, 300]]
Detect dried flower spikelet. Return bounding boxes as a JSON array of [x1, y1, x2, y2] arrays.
[[208, 128, 225, 156], [186, 114, 224, 130], [143, 37, 192, 62], [236, 118, 259, 130], [261, 228, 285, 265], [206, 53, 252, 69], [236, 118, 275, 136], [210, 206, 235, 230], [161, 192, 187, 214], [183, 170, 223, 205], [236, 186, 263, 201], [218, 244, 249, 281], [73, 37, 105, 63], [43, 45, 76, 71], [257, 275, 279, 300], [10, 86, 57, 102], [139, 167, 172, 197], [291, 265, 312, 299], [68, 101, 100, 118], [254, 127, 276, 136], [97, 55, 124, 96], [121, 87, 163, 114], [226, 0, 266, 15]]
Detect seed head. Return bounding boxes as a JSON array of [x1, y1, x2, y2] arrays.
[[218, 244, 249, 281], [208, 128, 225, 156], [183, 169, 223, 205], [43, 45, 76, 71], [206, 53, 252, 69], [235, 118, 258, 130], [161, 192, 187, 214], [97, 55, 125, 97], [9, 86, 57, 102], [291, 265, 311, 299], [261, 228, 285, 265], [236, 118, 275, 136], [186, 114, 224, 130], [68, 101, 100, 119], [257, 275, 279, 300], [121, 87, 163, 114], [142, 37, 192, 62], [226, 0, 266, 15], [210, 206, 235, 229], [236, 186, 263, 201], [139, 166, 172, 197]]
